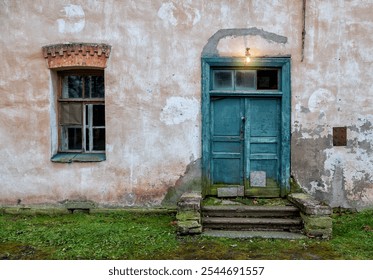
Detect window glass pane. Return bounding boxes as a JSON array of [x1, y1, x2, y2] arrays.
[[60, 103, 82, 125], [83, 76, 104, 98], [86, 128, 89, 151], [91, 76, 105, 98], [67, 128, 82, 150], [92, 105, 105, 126], [93, 128, 105, 150], [257, 70, 278, 90], [62, 76, 83, 98], [236, 70, 255, 89], [85, 105, 89, 126], [213, 71, 233, 90], [84, 76, 91, 98]]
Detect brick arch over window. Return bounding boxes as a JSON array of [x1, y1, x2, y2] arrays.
[[42, 43, 111, 69]]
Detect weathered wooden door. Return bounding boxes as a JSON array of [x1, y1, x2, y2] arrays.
[[202, 57, 291, 198], [210, 97, 281, 197]]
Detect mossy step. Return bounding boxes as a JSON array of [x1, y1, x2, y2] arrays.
[[203, 217, 302, 225], [203, 230, 306, 239], [203, 217, 303, 231], [202, 205, 300, 218], [202, 197, 293, 207]]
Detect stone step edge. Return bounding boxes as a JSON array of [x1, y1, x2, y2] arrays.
[[202, 230, 306, 239], [203, 217, 303, 225], [202, 205, 299, 212], [202, 213, 301, 219]]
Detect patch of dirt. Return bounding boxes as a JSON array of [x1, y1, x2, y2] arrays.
[[363, 225, 373, 232], [152, 236, 345, 260], [0, 243, 51, 260]]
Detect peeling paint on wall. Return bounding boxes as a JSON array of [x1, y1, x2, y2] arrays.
[[160, 97, 199, 125], [157, 1, 201, 27], [56, 4, 85, 34], [293, 114, 373, 209], [308, 88, 335, 113], [158, 2, 178, 26], [202, 28, 288, 57]]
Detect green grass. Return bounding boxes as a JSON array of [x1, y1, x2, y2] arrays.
[[0, 209, 372, 260], [0, 211, 178, 260], [330, 210, 373, 259]]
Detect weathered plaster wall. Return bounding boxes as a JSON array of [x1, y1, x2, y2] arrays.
[[0, 0, 372, 208], [291, 0, 373, 209]]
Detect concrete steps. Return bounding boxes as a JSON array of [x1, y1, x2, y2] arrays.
[[202, 204, 303, 232]]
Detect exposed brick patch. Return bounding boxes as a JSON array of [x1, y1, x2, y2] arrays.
[[42, 43, 111, 69]]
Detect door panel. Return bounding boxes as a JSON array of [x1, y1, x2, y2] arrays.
[[212, 158, 242, 184], [246, 98, 280, 189], [211, 98, 243, 185], [250, 159, 278, 180], [249, 99, 279, 137]]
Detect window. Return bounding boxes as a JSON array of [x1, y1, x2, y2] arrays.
[[211, 69, 279, 91], [58, 70, 105, 154], [42, 43, 111, 162]]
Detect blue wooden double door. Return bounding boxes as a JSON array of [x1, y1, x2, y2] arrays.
[[210, 97, 281, 197]]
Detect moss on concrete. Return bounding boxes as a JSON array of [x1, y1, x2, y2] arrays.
[[202, 197, 290, 207], [177, 220, 202, 235], [176, 211, 201, 222], [290, 177, 304, 193], [176, 192, 202, 235], [301, 214, 332, 229], [300, 213, 333, 239]]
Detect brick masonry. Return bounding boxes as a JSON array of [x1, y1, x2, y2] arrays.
[[42, 43, 111, 69]]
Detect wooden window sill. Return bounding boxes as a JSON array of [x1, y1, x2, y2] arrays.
[[51, 153, 106, 163]]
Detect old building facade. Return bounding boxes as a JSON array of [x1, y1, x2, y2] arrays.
[[0, 0, 372, 209]]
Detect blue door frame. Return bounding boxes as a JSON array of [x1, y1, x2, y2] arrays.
[[201, 57, 291, 197]]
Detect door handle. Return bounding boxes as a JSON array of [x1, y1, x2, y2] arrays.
[[240, 116, 245, 139]]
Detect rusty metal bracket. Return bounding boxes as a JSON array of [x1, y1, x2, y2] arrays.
[[333, 127, 347, 146]]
